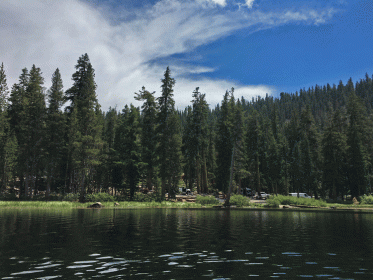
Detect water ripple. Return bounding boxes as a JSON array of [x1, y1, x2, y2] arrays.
[[1, 209, 373, 279], [11, 270, 44, 275]]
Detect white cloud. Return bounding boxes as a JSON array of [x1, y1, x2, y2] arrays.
[[0, 0, 337, 111], [196, 0, 227, 7], [246, 0, 255, 9], [174, 79, 275, 109], [210, 0, 227, 6]]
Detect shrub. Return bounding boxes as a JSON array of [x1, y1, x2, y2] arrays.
[[266, 196, 281, 208], [31, 194, 45, 201], [132, 192, 159, 202], [62, 193, 79, 202], [48, 193, 63, 201], [360, 195, 373, 205], [115, 195, 129, 202], [85, 192, 115, 202], [133, 192, 149, 202], [266, 195, 327, 207], [195, 195, 219, 205], [33, 192, 63, 201], [229, 194, 250, 207], [0, 193, 18, 201]]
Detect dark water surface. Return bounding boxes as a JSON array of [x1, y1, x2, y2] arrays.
[[1, 208, 373, 279]]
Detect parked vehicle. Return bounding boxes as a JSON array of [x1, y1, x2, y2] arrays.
[[179, 188, 192, 195], [258, 192, 270, 199], [242, 188, 252, 196], [289, 193, 311, 198]]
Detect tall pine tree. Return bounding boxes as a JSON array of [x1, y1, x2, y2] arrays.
[[0, 63, 16, 193], [191, 87, 209, 194], [216, 90, 234, 194], [65, 54, 103, 202], [45, 68, 65, 198], [156, 67, 182, 200], [135, 87, 158, 191]]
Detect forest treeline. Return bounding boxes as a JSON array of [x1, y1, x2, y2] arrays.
[[0, 53, 372, 201]]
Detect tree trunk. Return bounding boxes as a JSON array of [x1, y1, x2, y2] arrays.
[[202, 152, 208, 193], [196, 157, 201, 194], [79, 169, 86, 202], [25, 172, 30, 198], [332, 178, 337, 200], [1, 160, 6, 193], [225, 144, 235, 206], [146, 166, 153, 190], [161, 177, 166, 201], [256, 154, 261, 197], [46, 163, 53, 200]]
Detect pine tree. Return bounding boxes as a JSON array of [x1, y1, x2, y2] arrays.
[[156, 67, 182, 200], [216, 90, 234, 194], [346, 93, 371, 198], [278, 132, 290, 195], [101, 107, 119, 194], [191, 87, 209, 194], [135, 87, 157, 191], [65, 54, 103, 202], [299, 105, 321, 197], [0, 63, 12, 192], [45, 68, 65, 198], [267, 129, 280, 195], [206, 117, 217, 190], [182, 106, 195, 190], [226, 96, 244, 205], [123, 104, 141, 200], [0, 63, 8, 111], [2, 132, 18, 193], [286, 111, 301, 194], [322, 109, 348, 200], [8, 68, 29, 195], [245, 109, 262, 196], [113, 106, 128, 195], [267, 105, 281, 195], [64, 106, 79, 194], [17, 65, 46, 197]]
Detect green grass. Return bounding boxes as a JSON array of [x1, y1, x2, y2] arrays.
[[0, 201, 79, 208], [327, 203, 373, 209], [0, 200, 206, 209], [4, 196, 373, 210]]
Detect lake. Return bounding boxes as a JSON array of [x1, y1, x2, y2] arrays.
[[1, 208, 373, 279]]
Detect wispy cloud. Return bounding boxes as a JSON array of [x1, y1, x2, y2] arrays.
[[0, 0, 338, 110], [206, 0, 227, 6]]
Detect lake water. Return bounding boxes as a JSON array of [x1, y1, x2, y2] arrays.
[[1, 208, 373, 279]]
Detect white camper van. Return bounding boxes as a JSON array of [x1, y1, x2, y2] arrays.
[[289, 193, 311, 198]]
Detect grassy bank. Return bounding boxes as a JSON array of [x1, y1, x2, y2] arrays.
[[3, 194, 373, 210], [0, 193, 253, 209], [0, 200, 208, 209], [266, 194, 373, 209]]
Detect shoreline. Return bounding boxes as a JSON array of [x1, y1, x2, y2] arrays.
[[1, 200, 373, 212]]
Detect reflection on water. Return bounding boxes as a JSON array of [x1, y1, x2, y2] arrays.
[[1, 208, 373, 279]]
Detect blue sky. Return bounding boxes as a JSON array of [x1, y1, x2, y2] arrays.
[[1, 0, 372, 110]]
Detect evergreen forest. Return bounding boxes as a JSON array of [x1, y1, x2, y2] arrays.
[[0, 53, 372, 202]]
